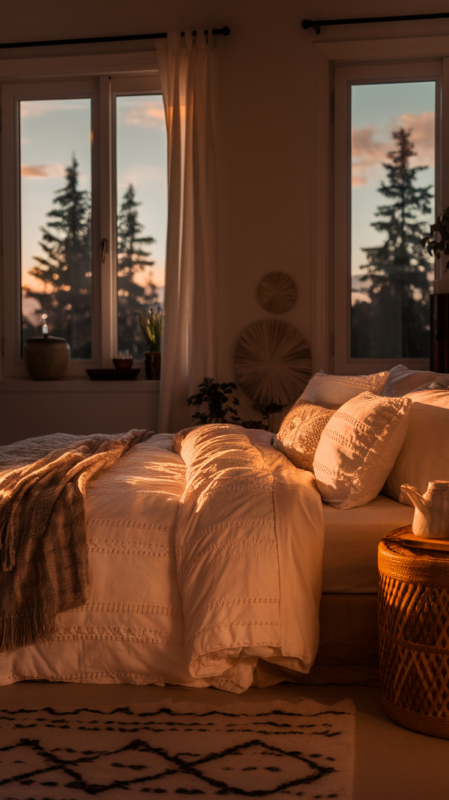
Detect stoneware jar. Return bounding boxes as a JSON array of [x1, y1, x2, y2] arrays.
[[23, 333, 70, 380]]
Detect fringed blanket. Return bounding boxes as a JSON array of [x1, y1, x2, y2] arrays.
[[0, 430, 152, 653]]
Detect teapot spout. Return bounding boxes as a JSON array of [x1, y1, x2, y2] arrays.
[[401, 484, 430, 516]]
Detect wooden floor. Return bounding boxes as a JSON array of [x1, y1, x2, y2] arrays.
[[0, 681, 446, 798]]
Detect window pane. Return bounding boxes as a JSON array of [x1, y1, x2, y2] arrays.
[[351, 82, 435, 359], [116, 94, 167, 360], [20, 98, 92, 358]]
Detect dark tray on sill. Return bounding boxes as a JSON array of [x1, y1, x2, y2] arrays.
[[86, 368, 141, 381]]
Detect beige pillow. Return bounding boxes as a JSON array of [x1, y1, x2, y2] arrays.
[[384, 389, 449, 506], [313, 392, 412, 509], [382, 364, 449, 397], [299, 371, 389, 409], [273, 400, 335, 471]]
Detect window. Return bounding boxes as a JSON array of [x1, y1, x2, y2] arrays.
[[1, 53, 167, 377], [333, 61, 441, 374]]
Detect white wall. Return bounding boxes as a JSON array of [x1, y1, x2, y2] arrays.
[[1, 0, 447, 443]]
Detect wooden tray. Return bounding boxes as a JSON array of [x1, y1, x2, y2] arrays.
[[400, 532, 449, 552], [86, 368, 141, 381]]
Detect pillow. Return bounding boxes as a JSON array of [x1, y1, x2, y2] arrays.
[[313, 392, 412, 509], [272, 400, 335, 471], [299, 370, 389, 409], [382, 364, 449, 397], [384, 389, 449, 506]]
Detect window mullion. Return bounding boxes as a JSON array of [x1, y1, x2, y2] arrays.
[[98, 75, 115, 367]]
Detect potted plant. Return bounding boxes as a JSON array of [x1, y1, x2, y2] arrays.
[[187, 377, 284, 430], [139, 308, 163, 379], [422, 206, 449, 262], [422, 206, 449, 371]]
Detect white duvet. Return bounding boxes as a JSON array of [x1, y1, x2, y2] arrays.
[[0, 425, 324, 693]]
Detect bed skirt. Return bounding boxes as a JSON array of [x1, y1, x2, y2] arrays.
[[253, 593, 379, 687]]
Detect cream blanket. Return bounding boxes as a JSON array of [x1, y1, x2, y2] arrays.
[[0, 426, 324, 693], [0, 430, 152, 653], [175, 425, 324, 691]]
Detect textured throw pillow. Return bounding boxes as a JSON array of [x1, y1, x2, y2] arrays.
[[384, 389, 449, 506], [299, 371, 389, 409], [382, 364, 449, 397], [273, 400, 335, 471], [313, 392, 412, 509]]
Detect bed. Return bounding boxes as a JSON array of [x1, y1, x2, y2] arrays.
[[0, 365, 447, 693]]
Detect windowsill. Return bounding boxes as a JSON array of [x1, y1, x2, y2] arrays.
[[0, 376, 160, 392]]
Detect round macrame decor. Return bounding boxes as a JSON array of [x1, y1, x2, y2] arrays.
[[234, 320, 312, 406], [256, 272, 297, 314]]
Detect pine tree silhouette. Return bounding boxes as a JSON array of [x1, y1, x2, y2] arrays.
[[117, 184, 158, 359], [23, 163, 158, 360], [352, 127, 433, 358], [25, 155, 92, 357]]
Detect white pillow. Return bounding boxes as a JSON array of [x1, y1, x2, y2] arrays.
[[313, 392, 412, 509], [382, 364, 449, 397], [299, 370, 389, 409], [384, 389, 449, 506]]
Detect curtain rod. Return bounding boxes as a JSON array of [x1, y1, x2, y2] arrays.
[[0, 26, 230, 51], [302, 12, 449, 35]]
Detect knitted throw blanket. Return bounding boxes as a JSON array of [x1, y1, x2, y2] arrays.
[[0, 430, 153, 653]]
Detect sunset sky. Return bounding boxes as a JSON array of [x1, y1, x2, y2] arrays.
[[20, 94, 167, 312], [351, 80, 435, 280]]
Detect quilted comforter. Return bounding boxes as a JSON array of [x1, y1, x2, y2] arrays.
[[0, 425, 324, 693]]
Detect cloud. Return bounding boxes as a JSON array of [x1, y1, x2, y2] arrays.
[[21, 163, 66, 179], [352, 127, 388, 186], [123, 104, 166, 129], [352, 110, 435, 187], [21, 100, 89, 118], [399, 111, 435, 167], [117, 165, 167, 192]]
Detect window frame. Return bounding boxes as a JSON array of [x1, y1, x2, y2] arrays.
[[0, 51, 163, 379], [312, 34, 449, 376], [333, 59, 442, 374]]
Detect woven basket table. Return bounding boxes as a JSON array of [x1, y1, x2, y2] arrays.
[[378, 526, 449, 739]]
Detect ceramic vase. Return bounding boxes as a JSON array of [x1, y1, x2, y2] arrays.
[[144, 351, 161, 380]]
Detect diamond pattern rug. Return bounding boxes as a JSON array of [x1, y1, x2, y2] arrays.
[[0, 699, 355, 798]]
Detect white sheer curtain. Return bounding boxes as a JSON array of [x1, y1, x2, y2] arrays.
[[156, 31, 218, 432]]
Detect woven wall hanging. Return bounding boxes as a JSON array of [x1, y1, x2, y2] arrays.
[[234, 319, 312, 406], [256, 272, 297, 314]]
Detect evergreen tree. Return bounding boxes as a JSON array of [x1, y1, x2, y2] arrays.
[[23, 166, 157, 360], [25, 155, 92, 358], [352, 128, 433, 358], [117, 184, 158, 358]]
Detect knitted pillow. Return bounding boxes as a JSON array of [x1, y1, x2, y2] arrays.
[[273, 400, 335, 472], [313, 392, 412, 509]]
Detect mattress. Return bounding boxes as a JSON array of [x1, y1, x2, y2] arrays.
[[322, 494, 414, 593]]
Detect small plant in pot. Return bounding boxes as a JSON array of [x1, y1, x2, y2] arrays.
[[139, 308, 163, 379]]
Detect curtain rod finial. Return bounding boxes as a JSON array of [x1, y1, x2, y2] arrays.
[[301, 19, 321, 34]]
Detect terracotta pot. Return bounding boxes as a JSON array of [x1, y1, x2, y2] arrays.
[[144, 351, 161, 380]]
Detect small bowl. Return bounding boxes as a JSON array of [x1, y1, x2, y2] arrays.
[[113, 357, 133, 371]]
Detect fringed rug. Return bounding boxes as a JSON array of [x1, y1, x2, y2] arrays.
[[0, 699, 355, 799]]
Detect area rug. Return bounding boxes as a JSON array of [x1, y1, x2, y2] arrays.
[[0, 699, 355, 799]]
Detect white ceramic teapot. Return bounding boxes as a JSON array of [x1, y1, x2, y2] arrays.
[[401, 481, 449, 539]]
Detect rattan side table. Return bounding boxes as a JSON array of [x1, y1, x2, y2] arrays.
[[378, 526, 449, 739]]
